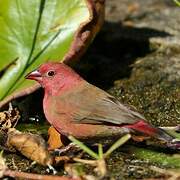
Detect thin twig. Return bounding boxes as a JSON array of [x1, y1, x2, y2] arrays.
[[73, 157, 97, 165], [4, 169, 80, 180], [150, 166, 180, 180]]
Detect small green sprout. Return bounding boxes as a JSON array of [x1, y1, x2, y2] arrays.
[[69, 134, 131, 177], [68, 135, 99, 159], [104, 134, 131, 158], [68, 134, 131, 160], [173, 0, 180, 6]]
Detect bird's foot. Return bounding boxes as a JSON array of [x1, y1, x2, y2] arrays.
[[53, 143, 80, 156], [47, 164, 57, 174]]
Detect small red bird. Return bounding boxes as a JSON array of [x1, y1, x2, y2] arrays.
[[26, 62, 179, 149]]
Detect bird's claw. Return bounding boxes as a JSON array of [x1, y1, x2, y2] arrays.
[[47, 165, 57, 174], [53, 143, 80, 156]]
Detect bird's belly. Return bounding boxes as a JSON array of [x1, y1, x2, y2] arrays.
[[53, 121, 129, 139]]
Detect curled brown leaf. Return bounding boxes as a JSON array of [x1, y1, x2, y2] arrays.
[[64, 0, 105, 65], [6, 128, 53, 166], [48, 126, 64, 150]]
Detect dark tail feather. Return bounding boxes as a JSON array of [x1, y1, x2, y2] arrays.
[[155, 128, 174, 141], [145, 127, 180, 150], [157, 128, 180, 150], [126, 121, 180, 150], [166, 139, 180, 150]]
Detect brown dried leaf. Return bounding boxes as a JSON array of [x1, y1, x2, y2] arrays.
[[64, 0, 105, 65], [7, 128, 53, 166], [55, 156, 71, 165], [48, 126, 64, 150]]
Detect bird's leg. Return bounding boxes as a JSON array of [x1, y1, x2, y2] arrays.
[[53, 143, 80, 156]]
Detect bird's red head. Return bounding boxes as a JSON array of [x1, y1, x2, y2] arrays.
[[26, 62, 83, 95]]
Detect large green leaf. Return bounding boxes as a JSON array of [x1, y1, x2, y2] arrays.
[[0, 0, 91, 101]]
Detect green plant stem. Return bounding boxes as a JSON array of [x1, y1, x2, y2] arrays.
[[68, 135, 99, 159], [173, 0, 180, 6], [98, 144, 103, 159], [104, 134, 131, 158]]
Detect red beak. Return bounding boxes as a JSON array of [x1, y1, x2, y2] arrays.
[[25, 70, 42, 81]]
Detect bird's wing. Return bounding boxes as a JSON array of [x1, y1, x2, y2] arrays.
[[56, 83, 146, 125]]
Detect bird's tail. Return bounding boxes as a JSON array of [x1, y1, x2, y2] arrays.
[[156, 127, 180, 150], [126, 120, 180, 150]]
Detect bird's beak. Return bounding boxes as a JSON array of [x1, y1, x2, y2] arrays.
[[25, 70, 42, 81]]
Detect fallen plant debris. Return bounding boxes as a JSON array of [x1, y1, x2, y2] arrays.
[[0, 103, 20, 131], [0, 105, 53, 166], [6, 128, 53, 166], [150, 166, 180, 180], [68, 134, 132, 178], [0, 152, 80, 180], [48, 126, 64, 150]]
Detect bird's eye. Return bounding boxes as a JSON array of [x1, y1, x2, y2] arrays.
[[47, 70, 55, 77]]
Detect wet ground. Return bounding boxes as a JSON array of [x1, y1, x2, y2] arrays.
[[2, 0, 180, 179]]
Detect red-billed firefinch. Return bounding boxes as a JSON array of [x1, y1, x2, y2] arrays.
[[26, 62, 180, 149]]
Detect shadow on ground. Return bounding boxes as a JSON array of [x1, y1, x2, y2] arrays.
[[74, 21, 171, 89]]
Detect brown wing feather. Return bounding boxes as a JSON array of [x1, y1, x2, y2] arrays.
[[54, 82, 146, 125]]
